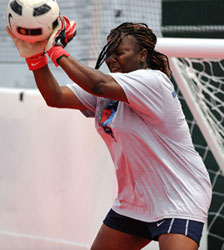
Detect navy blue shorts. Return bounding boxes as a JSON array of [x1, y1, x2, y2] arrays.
[[103, 209, 204, 246]]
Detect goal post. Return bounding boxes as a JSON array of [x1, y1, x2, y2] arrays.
[[169, 57, 224, 173], [155, 38, 224, 249], [156, 37, 224, 59], [156, 38, 224, 174]]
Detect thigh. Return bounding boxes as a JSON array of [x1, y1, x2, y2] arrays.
[[159, 233, 198, 250], [149, 218, 204, 247], [91, 224, 151, 250]]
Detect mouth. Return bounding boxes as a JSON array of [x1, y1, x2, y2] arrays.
[[110, 67, 121, 73]]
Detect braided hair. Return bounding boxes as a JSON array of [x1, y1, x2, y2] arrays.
[[95, 22, 171, 78]]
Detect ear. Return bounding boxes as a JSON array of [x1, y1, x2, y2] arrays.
[[139, 48, 148, 63]]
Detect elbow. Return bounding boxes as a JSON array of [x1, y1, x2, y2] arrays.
[[46, 102, 57, 108], [45, 99, 59, 108], [90, 74, 115, 97], [40, 88, 64, 108], [91, 84, 103, 95], [44, 95, 62, 108], [91, 80, 108, 96]]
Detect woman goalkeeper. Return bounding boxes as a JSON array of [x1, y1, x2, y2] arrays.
[[6, 16, 212, 250]]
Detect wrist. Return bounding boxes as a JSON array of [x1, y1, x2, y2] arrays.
[[26, 53, 48, 71], [47, 46, 70, 67]]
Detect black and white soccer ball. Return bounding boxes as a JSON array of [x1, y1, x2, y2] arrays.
[[7, 0, 60, 43]]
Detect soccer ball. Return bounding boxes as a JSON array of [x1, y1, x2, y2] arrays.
[[7, 0, 60, 43]]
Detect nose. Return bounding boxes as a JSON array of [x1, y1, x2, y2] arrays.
[[106, 53, 117, 64]]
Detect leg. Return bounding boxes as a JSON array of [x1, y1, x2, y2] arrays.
[[91, 224, 151, 250], [159, 233, 198, 250]]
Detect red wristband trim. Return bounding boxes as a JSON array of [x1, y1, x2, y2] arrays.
[[26, 54, 48, 71]]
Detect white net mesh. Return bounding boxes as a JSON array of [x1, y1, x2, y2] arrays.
[[170, 57, 224, 172], [170, 57, 224, 249], [1, 0, 224, 247]]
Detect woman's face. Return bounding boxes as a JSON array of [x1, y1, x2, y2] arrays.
[[105, 35, 147, 73]]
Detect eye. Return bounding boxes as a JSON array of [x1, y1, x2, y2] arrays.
[[116, 51, 124, 56], [105, 52, 111, 58]]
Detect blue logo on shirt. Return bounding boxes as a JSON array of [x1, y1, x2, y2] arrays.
[[172, 91, 177, 98]]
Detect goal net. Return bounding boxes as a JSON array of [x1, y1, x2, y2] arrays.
[[0, 0, 224, 249], [156, 38, 224, 173], [157, 38, 224, 250]]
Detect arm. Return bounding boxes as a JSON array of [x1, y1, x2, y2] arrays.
[[32, 64, 86, 110], [35, 16, 128, 106], [57, 56, 128, 103], [45, 16, 127, 102], [6, 25, 85, 110], [32, 54, 128, 109]]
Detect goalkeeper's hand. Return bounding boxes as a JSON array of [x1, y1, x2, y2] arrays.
[[45, 16, 77, 67], [6, 26, 48, 70]]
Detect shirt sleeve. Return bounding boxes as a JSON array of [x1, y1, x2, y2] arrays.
[[109, 69, 166, 122], [66, 84, 97, 118]]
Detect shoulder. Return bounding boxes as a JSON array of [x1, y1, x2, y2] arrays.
[[108, 69, 171, 96], [109, 69, 164, 84], [128, 68, 167, 77], [114, 69, 169, 83]]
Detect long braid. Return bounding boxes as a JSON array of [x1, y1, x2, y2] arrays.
[[95, 22, 171, 78]]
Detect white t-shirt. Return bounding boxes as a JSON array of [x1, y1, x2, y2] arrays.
[[67, 69, 212, 223]]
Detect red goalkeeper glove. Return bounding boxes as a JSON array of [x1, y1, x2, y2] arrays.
[[46, 16, 77, 67], [6, 26, 48, 71]]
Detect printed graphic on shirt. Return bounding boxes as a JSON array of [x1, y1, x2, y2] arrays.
[[100, 100, 118, 139]]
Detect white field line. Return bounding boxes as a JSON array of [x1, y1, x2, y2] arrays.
[[0, 230, 89, 249]]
